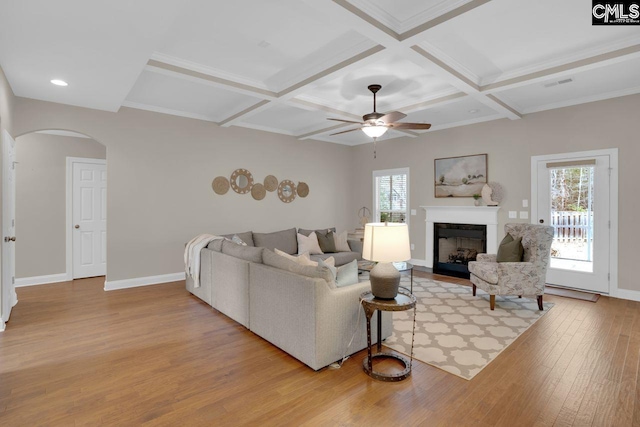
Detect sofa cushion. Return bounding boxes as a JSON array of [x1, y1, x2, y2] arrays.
[[221, 240, 264, 263], [274, 249, 329, 267], [253, 228, 297, 255], [298, 227, 336, 237], [316, 230, 337, 253], [207, 238, 224, 252], [297, 232, 323, 255], [262, 249, 334, 284], [221, 231, 254, 247], [497, 233, 524, 263], [310, 251, 359, 267]]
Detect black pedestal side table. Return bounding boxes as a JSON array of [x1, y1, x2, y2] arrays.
[[360, 288, 417, 382]]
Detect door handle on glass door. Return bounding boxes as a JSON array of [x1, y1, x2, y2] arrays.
[[75, 225, 80, 229], [539, 219, 544, 223]]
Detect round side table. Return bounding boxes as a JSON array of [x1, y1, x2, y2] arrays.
[[360, 288, 417, 382]]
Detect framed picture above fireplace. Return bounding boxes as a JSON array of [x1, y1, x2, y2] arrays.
[[435, 153, 488, 198]]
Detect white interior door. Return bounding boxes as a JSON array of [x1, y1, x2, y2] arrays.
[[533, 152, 611, 293], [2, 129, 18, 325], [72, 160, 106, 279]]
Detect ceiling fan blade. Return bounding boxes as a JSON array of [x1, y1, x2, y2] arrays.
[[388, 122, 432, 130], [327, 118, 364, 124], [379, 111, 407, 124], [329, 128, 361, 136]]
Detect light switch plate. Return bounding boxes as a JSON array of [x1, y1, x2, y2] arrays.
[[410, 243, 415, 250], [520, 211, 529, 219], [411, 209, 417, 216], [523, 199, 528, 207], [509, 211, 517, 218]]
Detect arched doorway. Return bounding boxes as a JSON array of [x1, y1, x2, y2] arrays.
[[11, 129, 107, 286]]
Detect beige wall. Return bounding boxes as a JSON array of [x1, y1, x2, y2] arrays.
[[15, 132, 106, 278], [349, 93, 640, 292], [13, 99, 354, 282]]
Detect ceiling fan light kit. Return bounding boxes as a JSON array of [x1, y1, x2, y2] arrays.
[[327, 84, 431, 157], [361, 124, 388, 138]]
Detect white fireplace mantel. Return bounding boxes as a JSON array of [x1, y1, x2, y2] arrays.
[[420, 206, 501, 269]]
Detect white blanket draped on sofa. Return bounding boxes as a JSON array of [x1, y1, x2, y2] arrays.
[[184, 234, 222, 287]]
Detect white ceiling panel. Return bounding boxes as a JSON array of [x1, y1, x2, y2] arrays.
[[241, 104, 340, 136], [495, 57, 640, 114], [348, 0, 474, 33], [0, 0, 184, 111], [156, 0, 376, 91], [298, 55, 458, 115], [403, 97, 499, 129], [420, 0, 640, 84], [125, 71, 262, 122], [2, 0, 639, 143]]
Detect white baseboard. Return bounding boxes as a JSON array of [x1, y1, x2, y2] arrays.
[[104, 272, 186, 291], [611, 287, 640, 302], [409, 258, 428, 267], [15, 273, 71, 287]]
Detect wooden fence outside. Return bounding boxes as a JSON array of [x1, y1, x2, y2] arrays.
[[551, 211, 592, 243]]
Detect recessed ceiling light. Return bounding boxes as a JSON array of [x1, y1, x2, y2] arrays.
[[50, 79, 68, 86], [468, 109, 479, 114]]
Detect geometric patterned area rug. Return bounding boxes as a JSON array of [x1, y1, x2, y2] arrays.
[[383, 276, 554, 380]]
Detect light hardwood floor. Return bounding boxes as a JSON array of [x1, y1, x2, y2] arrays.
[[1, 273, 638, 426]]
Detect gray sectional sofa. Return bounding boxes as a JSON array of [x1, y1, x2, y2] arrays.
[[186, 227, 393, 371]]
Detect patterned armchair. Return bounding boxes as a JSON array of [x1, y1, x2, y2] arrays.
[[468, 223, 554, 310]]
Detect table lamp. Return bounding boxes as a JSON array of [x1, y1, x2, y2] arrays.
[[363, 222, 411, 299]]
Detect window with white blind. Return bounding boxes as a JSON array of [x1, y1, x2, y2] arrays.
[[373, 168, 409, 225]]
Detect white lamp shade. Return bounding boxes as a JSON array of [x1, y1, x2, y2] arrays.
[[361, 125, 388, 138], [363, 222, 411, 262]]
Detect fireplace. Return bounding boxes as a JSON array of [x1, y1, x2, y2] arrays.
[[433, 223, 486, 278], [420, 206, 500, 276]]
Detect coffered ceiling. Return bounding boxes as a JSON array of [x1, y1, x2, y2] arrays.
[[1, 0, 639, 145]]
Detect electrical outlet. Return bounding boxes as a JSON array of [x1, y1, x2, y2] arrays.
[[509, 211, 517, 218], [523, 199, 528, 208], [410, 243, 415, 250], [411, 209, 417, 216], [519, 211, 529, 219]]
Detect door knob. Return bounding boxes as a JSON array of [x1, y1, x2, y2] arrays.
[[539, 219, 544, 224], [4, 236, 16, 242], [75, 225, 80, 229]]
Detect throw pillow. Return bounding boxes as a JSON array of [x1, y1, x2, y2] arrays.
[[315, 230, 337, 253], [318, 258, 337, 279], [297, 232, 323, 255], [333, 230, 351, 252], [228, 234, 247, 246], [496, 233, 524, 262], [274, 249, 334, 267], [336, 259, 359, 287]]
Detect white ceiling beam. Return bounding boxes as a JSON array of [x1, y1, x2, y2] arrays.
[[146, 60, 277, 100], [220, 45, 387, 127], [481, 44, 640, 94], [408, 46, 522, 119]]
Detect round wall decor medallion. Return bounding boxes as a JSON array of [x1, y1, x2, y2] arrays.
[[297, 182, 309, 198], [277, 180, 297, 203], [230, 168, 254, 194], [251, 183, 266, 201], [264, 175, 278, 192], [212, 176, 230, 195]]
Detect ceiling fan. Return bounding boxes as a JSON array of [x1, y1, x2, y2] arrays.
[[327, 84, 431, 139]]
